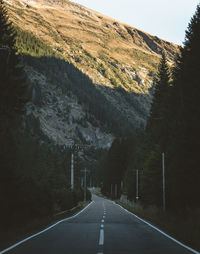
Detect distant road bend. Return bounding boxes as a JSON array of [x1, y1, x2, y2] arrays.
[[1, 195, 199, 254]]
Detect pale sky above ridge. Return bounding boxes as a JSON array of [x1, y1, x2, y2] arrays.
[[72, 0, 200, 45]]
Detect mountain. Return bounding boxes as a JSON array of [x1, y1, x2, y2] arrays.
[[4, 0, 179, 149]]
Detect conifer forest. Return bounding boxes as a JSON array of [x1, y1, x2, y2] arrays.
[[0, 0, 200, 252]]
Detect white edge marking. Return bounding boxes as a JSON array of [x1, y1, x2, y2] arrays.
[[115, 203, 200, 254], [101, 219, 104, 223], [99, 229, 104, 245], [0, 201, 94, 254], [101, 224, 104, 228]]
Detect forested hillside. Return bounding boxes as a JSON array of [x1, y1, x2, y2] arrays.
[[101, 4, 200, 250], [3, 0, 180, 133], [103, 2, 200, 210], [0, 0, 180, 249], [0, 1, 92, 238]]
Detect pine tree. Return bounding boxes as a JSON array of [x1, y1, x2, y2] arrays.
[[0, 0, 16, 48], [168, 4, 200, 209], [0, 0, 27, 117], [146, 52, 171, 151], [142, 53, 171, 207], [0, 1, 28, 226]]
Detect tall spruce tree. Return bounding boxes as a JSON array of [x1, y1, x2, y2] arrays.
[[168, 4, 200, 209], [0, 0, 27, 117], [146, 52, 171, 151], [0, 0, 28, 226], [142, 53, 171, 207]]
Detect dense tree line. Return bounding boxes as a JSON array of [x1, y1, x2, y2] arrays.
[[0, 0, 146, 229], [15, 27, 55, 57], [0, 128, 84, 227], [0, 0, 27, 116], [101, 138, 134, 197], [0, 0, 88, 229], [102, 4, 200, 212]]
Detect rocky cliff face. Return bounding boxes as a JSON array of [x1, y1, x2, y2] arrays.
[[25, 65, 114, 149], [4, 0, 179, 151]]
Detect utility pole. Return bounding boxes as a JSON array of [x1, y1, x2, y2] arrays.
[[65, 142, 94, 191], [84, 168, 87, 202], [136, 170, 139, 202], [111, 184, 113, 197], [65, 143, 84, 190], [162, 152, 166, 211], [115, 184, 117, 199], [84, 168, 88, 202], [71, 152, 74, 190], [81, 168, 89, 202], [121, 181, 123, 190]]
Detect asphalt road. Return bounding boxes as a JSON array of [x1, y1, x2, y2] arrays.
[[1, 194, 198, 254]]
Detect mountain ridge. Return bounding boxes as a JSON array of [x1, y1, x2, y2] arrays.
[[5, 0, 178, 92], [3, 0, 179, 151]]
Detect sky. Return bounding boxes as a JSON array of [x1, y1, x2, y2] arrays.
[[72, 0, 199, 45]]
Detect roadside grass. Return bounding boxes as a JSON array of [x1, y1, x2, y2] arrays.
[[0, 201, 90, 252], [116, 201, 200, 252]]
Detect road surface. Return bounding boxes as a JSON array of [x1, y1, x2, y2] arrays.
[[1, 194, 198, 254]]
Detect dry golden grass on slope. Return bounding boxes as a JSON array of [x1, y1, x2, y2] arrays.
[[4, 0, 179, 92]]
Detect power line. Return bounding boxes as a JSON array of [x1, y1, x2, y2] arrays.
[[64, 142, 95, 190]]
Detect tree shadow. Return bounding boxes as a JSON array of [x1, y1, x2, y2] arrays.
[[24, 54, 151, 137]]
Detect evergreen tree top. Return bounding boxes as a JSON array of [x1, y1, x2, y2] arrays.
[[156, 52, 170, 84], [0, 0, 16, 49], [184, 4, 200, 49]]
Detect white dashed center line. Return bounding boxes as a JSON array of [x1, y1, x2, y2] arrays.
[[99, 229, 104, 245], [97, 202, 106, 253]]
